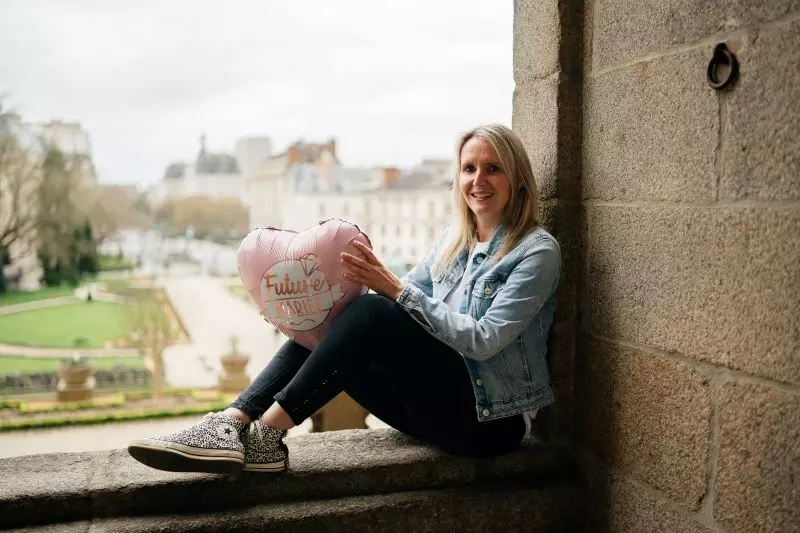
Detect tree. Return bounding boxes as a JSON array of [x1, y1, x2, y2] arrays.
[[157, 196, 249, 239], [0, 245, 10, 294], [127, 290, 181, 400], [84, 185, 149, 246], [0, 104, 41, 253], [34, 147, 85, 286], [77, 220, 99, 276]]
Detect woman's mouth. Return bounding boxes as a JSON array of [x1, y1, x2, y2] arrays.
[[471, 192, 494, 201]]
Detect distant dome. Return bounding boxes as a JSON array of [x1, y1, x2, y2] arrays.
[[195, 153, 240, 174], [163, 162, 187, 180]]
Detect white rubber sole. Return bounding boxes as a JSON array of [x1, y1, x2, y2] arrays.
[[242, 459, 288, 472], [128, 438, 244, 474]]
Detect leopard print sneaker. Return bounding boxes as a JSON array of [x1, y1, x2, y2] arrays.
[[128, 412, 247, 474], [243, 419, 288, 472]]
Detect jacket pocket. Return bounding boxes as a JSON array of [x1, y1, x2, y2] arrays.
[[470, 277, 504, 318]]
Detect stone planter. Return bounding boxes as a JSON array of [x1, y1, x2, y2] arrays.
[[57, 362, 94, 402], [218, 338, 251, 393], [311, 392, 368, 432]]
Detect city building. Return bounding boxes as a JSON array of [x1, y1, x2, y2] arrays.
[[148, 135, 272, 207], [245, 141, 453, 268], [152, 133, 455, 269]]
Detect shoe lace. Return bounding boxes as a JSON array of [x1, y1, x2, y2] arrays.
[[249, 419, 264, 443]]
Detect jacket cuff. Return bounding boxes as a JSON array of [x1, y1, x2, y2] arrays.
[[396, 283, 423, 310]]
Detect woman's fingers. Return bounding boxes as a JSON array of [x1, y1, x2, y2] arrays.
[[341, 252, 370, 271], [352, 241, 380, 265]]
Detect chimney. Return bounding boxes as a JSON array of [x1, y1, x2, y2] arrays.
[[287, 144, 299, 164], [326, 138, 337, 159], [374, 167, 400, 187]]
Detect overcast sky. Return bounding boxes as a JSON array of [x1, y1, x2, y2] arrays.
[[0, 1, 513, 187]]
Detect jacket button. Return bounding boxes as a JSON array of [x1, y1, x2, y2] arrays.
[[476, 256, 484, 264], [482, 409, 490, 417], [484, 287, 492, 296], [475, 379, 482, 386]]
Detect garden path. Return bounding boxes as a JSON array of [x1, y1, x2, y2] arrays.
[[160, 276, 283, 389]]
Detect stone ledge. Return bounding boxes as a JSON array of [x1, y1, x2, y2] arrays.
[[9, 482, 586, 533], [1, 428, 581, 530]]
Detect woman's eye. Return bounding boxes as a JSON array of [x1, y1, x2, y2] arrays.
[[463, 165, 475, 173], [487, 164, 500, 173]]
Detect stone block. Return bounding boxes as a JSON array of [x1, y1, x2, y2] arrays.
[[587, 471, 715, 532], [539, 202, 580, 321], [0, 452, 94, 528], [514, 79, 560, 200], [575, 337, 711, 507], [591, 0, 800, 68], [715, 381, 800, 532], [513, 0, 561, 83], [586, 206, 800, 385], [537, 321, 575, 439], [584, 48, 718, 201], [91, 481, 586, 533], [86, 429, 567, 521], [1, 429, 576, 530], [722, 19, 800, 200], [7, 522, 92, 533], [514, 79, 582, 202]]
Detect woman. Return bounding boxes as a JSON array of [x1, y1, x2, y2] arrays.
[[128, 124, 561, 473]]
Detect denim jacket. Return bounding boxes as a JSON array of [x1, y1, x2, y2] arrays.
[[396, 223, 561, 422]]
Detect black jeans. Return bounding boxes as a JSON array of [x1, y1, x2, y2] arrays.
[[229, 294, 525, 457]]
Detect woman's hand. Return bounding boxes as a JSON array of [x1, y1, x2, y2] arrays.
[[341, 241, 405, 301]]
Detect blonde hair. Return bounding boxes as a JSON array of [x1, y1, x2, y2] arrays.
[[433, 124, 540, 276]]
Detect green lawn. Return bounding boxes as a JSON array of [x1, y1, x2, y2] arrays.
[[0, 284, 78, 308], [98, 254, 136, 271], [0, 355, 144, 374], [0, 301, 132, 348]]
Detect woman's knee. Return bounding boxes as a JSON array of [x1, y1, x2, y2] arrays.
[[339, 293, 400, 325]]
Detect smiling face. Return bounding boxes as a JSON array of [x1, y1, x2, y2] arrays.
[[458, 137, 512, 240]]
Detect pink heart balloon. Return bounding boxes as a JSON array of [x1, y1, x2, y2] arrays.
[[237, 218, 372, 350]]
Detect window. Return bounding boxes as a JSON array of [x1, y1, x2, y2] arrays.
[[319, 204, 326, 217], [343, 203, 349, 216], [396, 226, 401, 237], [411, 225, 416, 237], [381, 225, 386, 236]]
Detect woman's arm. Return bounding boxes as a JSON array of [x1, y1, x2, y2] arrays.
[[396, 237, 560, 361]]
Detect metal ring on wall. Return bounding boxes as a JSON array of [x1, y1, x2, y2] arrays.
[[707, 43, 739, 91]]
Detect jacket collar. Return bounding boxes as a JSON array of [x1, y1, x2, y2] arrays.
[[484, 223, 508, 257], [455, 223, 508, 270]]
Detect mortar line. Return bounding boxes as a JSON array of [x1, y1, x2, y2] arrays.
[[591, 10, 800, 79], [583, 0, 596, 76], [699, 373, 723, 522], [592, 28, 751, 78], [515, 69, 563, 88], [714, 82, 726, 202], [581, 207, 593, 332], [581, 199, 800, 208], [573, 446, 725, 531], [582, 331, 800, 394]]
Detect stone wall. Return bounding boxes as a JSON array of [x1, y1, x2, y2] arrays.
[[513, 1, 800, 531]]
